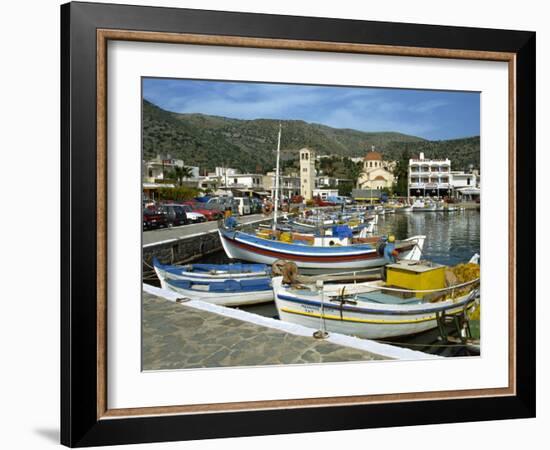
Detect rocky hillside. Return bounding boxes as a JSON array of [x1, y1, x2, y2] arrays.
[[142, 99, 479, 172]]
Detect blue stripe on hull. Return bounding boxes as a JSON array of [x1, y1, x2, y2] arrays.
[[276, 293, 473, 316]]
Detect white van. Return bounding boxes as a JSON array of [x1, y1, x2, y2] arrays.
[[233, 197, 251, 216]]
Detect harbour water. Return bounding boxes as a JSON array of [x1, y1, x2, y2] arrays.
[[192, 209, 481, 356], [376, 209, 480, 266]]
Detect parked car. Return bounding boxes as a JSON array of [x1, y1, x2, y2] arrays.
[[313, 196, 336, 207], [233, 197, 251, 216], [161, 204, 188, 227], [181, 205, 206, 223], [182, 201, 223, 221], [143, 206, 168, 230], [206, 197, 238, 215], [250, 198, 263, 214]]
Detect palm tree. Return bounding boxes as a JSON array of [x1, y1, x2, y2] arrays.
[[173, 166, 194, 186], [393, 149, 411, 196]]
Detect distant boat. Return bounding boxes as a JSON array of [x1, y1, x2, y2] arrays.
[[411, 200, 440, 212], [396, 205, 413, 213], [219, 224, 425, 273], [164, 277, 273, 306], [284, 217, 377, 236]]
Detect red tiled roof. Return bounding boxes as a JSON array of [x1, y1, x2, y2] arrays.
[[364, 151, 383, 161]]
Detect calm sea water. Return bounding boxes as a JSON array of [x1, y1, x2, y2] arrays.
[[375, 209, 480, 266]]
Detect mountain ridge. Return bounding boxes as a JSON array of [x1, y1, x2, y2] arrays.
[[142, 99, 480, 172]]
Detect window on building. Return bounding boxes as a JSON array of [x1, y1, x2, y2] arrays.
[[467, 177, 471, 185], [148, 168, 153, 177], [233, 178, 238, 184]]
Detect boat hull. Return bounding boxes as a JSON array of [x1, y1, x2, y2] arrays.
[[219, 228, 424, 272], [164, 281, 274, 306]]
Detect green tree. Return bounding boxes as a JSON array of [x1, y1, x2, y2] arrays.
[[338, 181, 355, 196], [173, 166, 194, 186], [393, 149, 410, 196]]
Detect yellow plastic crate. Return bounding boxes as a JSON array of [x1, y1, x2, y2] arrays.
[[386, 261, 446, 297]]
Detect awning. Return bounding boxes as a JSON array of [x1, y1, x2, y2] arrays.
[[456, 187, 480, 195], [142, 183, 175, 189]]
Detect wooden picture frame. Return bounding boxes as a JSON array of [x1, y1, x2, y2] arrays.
[[61, 1, 535, 446]]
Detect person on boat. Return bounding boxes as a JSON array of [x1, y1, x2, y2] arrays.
[[224, 207, 238, 228], [384, 235, 398, 263]]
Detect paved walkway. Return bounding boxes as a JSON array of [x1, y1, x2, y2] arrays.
[[142, 292, 388, 370], [142, 213, 269, 246]]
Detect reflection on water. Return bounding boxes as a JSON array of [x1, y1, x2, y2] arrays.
[[377, 209, 480, 266]]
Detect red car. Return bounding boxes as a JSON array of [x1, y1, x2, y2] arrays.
[[313, 196, 336, 207], [182, 201, 223, 221], [143, 206, 168, 230]]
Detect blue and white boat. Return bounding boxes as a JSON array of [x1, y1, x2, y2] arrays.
[[164, 277, 273, 306], [152, 257, 270, 283], [219, 224, 425, 273]]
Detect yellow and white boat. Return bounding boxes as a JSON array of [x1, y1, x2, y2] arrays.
[[272, 259, 480, 339]]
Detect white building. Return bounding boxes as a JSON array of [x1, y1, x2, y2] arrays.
[[225, 174, 264, 189], [357, 149, 396, 191], [313, 188, 339, 200], [450, 171, 479, 200], [143, 153, 185, 182], [299, 148, 316, 201], [450, 171, 477, 189], [263, 172, 300, 200], [408, 152, 451, 198], [212, 167, 238, 177], [315, 176, 352, 188]]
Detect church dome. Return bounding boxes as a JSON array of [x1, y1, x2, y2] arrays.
[[364, 151, 383, 161]]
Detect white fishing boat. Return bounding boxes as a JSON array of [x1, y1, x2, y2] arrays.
[[272, 259, 480, 339], [162, 277, 274, 306], [219, 224, 425, 273], [396, 205, 413, 213], [152, 257, 270, 283], [412, 199, 440, 212]]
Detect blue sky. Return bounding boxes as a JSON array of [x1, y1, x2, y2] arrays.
[[143, 78, 480, 141]]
